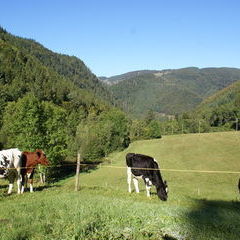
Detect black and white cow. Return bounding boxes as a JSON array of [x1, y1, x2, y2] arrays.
[[0, 148, 22, 194], [126, 153, 168, 201]]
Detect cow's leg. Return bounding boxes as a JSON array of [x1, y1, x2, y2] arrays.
[[7, 169, 16, 194], [42, 173, 46, 184], [7, 183, 13, 194], [127, 167, 132, 193], [20, 174, 25, 194], [18, 178, 23, 194], [29, 181, 33, 193], [145, 178, 152, 197], [133, 177, 140, 193], [40, 172, 44, 184], [28, 174, 34, 193]]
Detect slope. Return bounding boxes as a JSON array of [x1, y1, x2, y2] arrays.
[[190, 79, 240, 129], [0, 27, 112, 102], [198, 79, 240, 109]]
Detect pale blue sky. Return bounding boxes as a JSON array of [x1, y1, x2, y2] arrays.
[[1, 0, 240, 76]]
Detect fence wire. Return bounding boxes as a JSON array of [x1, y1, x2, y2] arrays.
[[1, 163, 239, 174]]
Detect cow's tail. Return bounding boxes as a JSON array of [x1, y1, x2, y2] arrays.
[[19, 153, 27, 175]]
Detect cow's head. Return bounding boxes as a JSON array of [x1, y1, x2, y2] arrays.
[[156, 180, 168, 201], [35, 149, 49, 165]]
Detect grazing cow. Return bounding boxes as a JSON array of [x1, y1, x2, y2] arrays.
[[0, 148, 22, 194], [20, 149, 49, 193], [126, 153, 168, 201]]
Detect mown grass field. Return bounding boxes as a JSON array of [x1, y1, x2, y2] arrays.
[[0, 132, 240, 240]]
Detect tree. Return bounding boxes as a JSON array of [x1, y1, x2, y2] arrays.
[[145, 109, 155, 124], [145, 120, 162, 138], [42, 101, 68, 165], [1, 94, 69, 180], [76, 109, 130, 161], [1, 94, 45, 150], [130, 120, 146, 140]]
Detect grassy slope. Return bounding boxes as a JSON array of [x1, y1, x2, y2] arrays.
[[0, 132, 240, 240]]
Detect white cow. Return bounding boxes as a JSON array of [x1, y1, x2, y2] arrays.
[[0, 148, 22, 194]]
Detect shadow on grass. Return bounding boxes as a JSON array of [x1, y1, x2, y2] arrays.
[[185, 198, 240, 240], [31, 184, 61, 192], [0, 184, 8, 189], [162, 235, 178, 240], [47, 160, 100, 183]]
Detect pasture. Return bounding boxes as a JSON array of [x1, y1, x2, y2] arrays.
[[0, 132, 240, 240]]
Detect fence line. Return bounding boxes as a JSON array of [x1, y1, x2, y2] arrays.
[[82, 164, 240, 174], [1, 163, 240, 175]]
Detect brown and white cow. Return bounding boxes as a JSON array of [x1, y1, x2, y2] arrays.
[[20, 149, 49, 193]]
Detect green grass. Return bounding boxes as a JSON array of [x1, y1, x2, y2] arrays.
[[0, 132, 240, 240]]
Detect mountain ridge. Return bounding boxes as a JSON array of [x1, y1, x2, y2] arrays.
[[102, 67, 240, 118]]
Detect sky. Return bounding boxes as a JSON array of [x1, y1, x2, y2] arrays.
[[1, 0, 240, 77]]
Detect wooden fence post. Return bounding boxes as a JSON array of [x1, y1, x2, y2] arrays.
[[75, 152, 81, 191]]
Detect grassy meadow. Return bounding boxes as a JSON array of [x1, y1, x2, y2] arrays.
[[0, 132, 240, 240]]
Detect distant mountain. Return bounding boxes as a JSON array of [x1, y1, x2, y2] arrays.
[[104, 67, 240, 118], [100, 70, 160, 85]]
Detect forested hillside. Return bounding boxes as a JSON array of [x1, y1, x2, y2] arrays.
[[151, 80, 240, 135], [105, 67, 240, 118], [0, 27, 111, 101], [0, 28, 130, 179], [193, 80, 240, 130]]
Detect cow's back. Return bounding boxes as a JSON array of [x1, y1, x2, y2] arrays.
[[127, 153, 155, 167], [0, 148, 22, 178], [126, 153, 156, 178], [0, 148, 21, 165]]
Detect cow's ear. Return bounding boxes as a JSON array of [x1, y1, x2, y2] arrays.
[[164, 180, 167, 186]]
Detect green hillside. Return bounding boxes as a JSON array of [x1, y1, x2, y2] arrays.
[[0, 27, 111, 101], [198, 79, 240, 109], [0, 27, 112, 120], [192, 80, 240, 130], [0, 132, 239, 240], [0, 28, 130, 170], [106, 67, 240, 118]]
